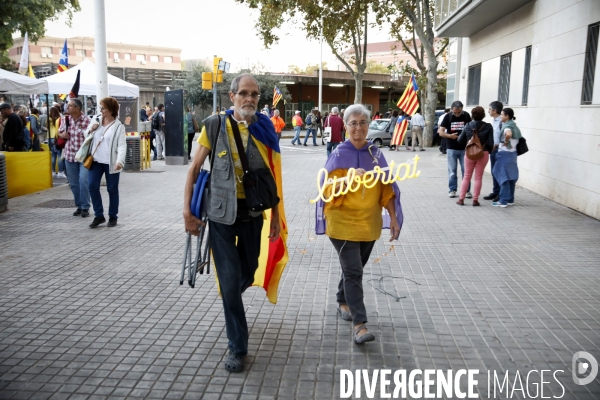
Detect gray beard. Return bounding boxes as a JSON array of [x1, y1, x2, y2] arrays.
[[237, 105, 255, 118]]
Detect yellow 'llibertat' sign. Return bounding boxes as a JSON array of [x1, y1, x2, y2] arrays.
[[310, 155, 421, 204]]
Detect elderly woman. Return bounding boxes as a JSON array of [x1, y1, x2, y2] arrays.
[[315, 104, 403, 344], [86, 97, 127, 228], [492, 108, 521, 208], [456, 106, 494, 206]]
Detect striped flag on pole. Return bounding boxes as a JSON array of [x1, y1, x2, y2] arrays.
[[273, 86, 282, 107], [396, 73, 419, 116], [391, 114, 410, 147], [58, 39, 69, 100]]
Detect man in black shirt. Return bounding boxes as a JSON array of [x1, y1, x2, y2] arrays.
[[438, 101, 472, 198], [0, 103, 25, 151]]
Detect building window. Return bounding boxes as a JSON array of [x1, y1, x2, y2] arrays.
[[76, 49, 86, 57], [582, 22, 600, 105], [124, 53, 131, 60], [114, 52, 119, 60], [41, 46, 52, 56], [16, 47, 23, 55], [522, 46, 532, 106], [467, 63, 481, 105], [164, 56, 173, 63], [136, 54, 146, 62], [150, 55, 159, 62], [498, 53, 511, 105]]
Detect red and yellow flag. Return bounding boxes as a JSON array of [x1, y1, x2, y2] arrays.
[[397, 73, 419, 116]]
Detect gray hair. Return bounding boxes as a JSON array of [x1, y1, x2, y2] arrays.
[[230, 73, 260, 93], [343, 104, 370, 125], [273, 109, 280, 116], [331, 107, 339, 114], [69, 98, 83, 110]]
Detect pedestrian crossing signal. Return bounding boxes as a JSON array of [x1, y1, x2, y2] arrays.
[[202, 72, 213, 90]]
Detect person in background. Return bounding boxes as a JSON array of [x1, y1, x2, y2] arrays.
[[323, 107, 344, 157], [456, 106, 494, 206], [492, 108, 521, 208], [0, 103, 25, 151], [387, 110, 399, 151], [86, 97, 127, 228], [270, 109, 286, 141], [483, 101, 504, 202], [17, 111, 31, 151], [372, 111, 381, 120], [409, 109, 426, 152], [303, 108, 319, 146], [140, 106, 148, 122], [438, 108, 451, 154], [154, 103, 166, 160], [315, 110, 323, 142], [60, 98, 92, 217], [38, 107, 48, 144], [438, 101, 472, 198], [384, 108, 393, 118], [49, 106, 66, 177], [291, 110, 303, 145], [147, 108, 157, 161], [321, 112, 329, 145], [29, 108, 41, 151]]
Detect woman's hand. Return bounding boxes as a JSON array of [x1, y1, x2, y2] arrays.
[[355, 168, 366, 177], [114, 162, 123, 171], [90, 123, 99, 132], [389, 218, 401, 242], [183, 210, 205, 236]]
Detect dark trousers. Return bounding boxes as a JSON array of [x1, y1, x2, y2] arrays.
[[209, 211, 263, 356], [88, 162, 120, 219], [187, 132, 195, 158], [490, 148, 500, 196], [330, 238, 376, 325], [150, 130, 157, 159], [326, 142, 340, 157]]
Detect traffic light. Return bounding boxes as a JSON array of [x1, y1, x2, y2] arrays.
[[216, 69, 223, 83], [213, 57, 222, 75], [202, 72, 213, 90]]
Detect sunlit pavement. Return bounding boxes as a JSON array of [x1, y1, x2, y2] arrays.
[[1, 141, 599, 399]]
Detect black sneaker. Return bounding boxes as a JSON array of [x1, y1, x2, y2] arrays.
[[107, 218, 118, 227], [89, 216, 106, 228], [483, 193, 497, 201], [73, 208, 82, 216], [81, 209, 90, 218]]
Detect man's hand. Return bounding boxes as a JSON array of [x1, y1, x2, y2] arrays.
[[60, 132, 69, 139], [184, 210, 206, 236], [269, 207, 281, 241]]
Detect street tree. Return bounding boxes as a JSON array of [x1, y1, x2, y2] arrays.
[[236, 0, 377, 103], [381, 0, 448, 146], [0, 0, 80, 51], [288, 62, 329, 75]]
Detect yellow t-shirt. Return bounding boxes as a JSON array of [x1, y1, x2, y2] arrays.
[[324, 168, 396, 242], [49, 118, 60, 139], [197, 118, 249, 198]]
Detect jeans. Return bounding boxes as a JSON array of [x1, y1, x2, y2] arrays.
[[64, 160, 90, 210], [499, 180, 516, 205], [155, 130, 165, 159], [303, 128, 317, 145], [459, 151, 489, 201], [291, 126, 302, 144], [490, 148, 500, 196], [330, 238, 376, 325], [88, 162, 120, 219], [209, 212, 264, 356], [49, 139, 64, 173], [326, 142, 340, 157], [447, 149, 470, 192]]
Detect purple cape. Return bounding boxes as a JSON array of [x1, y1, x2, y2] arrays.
[[315, 140, 404, 238]]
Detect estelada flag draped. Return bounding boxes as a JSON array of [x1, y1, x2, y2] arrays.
[[69, 70, 81, 98], [216, 110, 289, 304], [58, 39, 69, 100], [391, 73, 419, 146], [273, 86, 283, 107]]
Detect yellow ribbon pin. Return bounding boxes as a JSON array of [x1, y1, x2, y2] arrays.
[[218, 150, 227, 158]]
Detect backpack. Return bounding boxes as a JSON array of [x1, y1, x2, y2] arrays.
[[152, 112, 162, 130], [305, 114, 312, 125], [465, 122, 484, 161]]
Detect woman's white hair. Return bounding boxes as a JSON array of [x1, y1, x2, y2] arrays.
[[343, 104, 371, 125]]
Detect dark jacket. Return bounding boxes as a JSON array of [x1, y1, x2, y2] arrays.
[[140, 109, 148, 121], [3, 113, 25, 151], [457, 120, 494, 153]]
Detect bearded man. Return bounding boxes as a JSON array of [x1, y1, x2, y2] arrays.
[[182, 73, 288, 373]]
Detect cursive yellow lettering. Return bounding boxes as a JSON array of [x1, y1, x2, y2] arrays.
[[410, 155, 421, 178], [362, 171, 377, 188], [394, 162, 412, 181], [310, 168, 330, 203], [381, 161, 396, 184]]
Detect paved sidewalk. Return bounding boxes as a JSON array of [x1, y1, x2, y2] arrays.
[[0, 145, 599, 400]]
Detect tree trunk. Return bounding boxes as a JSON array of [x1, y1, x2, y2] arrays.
[[423, 63, 438, 146], [354, 72, 363, 104]]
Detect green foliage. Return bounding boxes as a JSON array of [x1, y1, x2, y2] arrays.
[[0, 50, 18, 72], [287, 62, 328, 75], [365, 60, 391, 74], [0, 0, 80, 51], [175, 62, 213, 110]]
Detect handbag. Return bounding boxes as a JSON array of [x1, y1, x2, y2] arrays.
[[516, 137, 528, 156], [56, 117, 68, 149], [229, 115, 279, 212], [465, 122, 484, 161], [84, 120, 116, 169]]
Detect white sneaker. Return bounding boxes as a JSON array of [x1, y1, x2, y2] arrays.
[[448, 191, 457, 198], [466, 192, 473, 199], [58, 172, 66, 178], [507, 202, 515, 206]]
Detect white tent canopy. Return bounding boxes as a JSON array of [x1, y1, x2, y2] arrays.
[[42, 59, 139, 97], [0, 68, 49, 94]]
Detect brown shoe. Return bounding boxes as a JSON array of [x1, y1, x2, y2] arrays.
[[456, 199, 464, 206], [473, 200, 480, 206]]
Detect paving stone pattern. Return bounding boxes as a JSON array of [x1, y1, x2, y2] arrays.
[[0, 144, 599, 400]]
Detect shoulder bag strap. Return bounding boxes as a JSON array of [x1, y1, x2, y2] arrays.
[[228, 115, 250, 174], [208, 115, 221, 172], [90, 120, 116, 157]]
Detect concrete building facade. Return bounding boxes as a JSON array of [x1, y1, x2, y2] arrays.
[[436, 0, 600, 220]]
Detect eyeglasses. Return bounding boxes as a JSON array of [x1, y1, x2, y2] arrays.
[[100, 107, 106, 111], [347, 121, 369, 128], [235, 91, 260, 99]]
